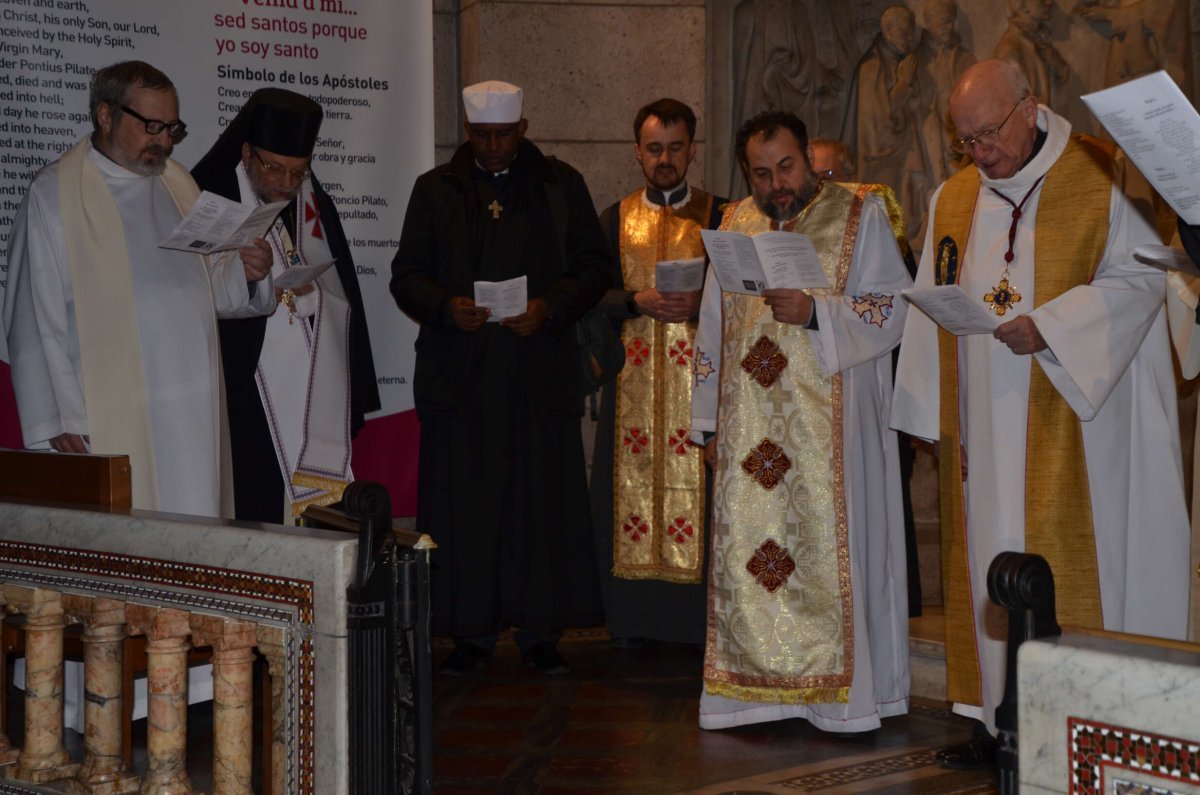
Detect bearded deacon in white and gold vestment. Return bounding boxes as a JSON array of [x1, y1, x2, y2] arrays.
[[691, 111, 912, 732], [892, 60, 1190, 739]]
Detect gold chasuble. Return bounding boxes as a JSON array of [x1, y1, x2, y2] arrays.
[[933, 136, 1112, 706], [705, 184, 864, 704], [612, 189, 714, 583]]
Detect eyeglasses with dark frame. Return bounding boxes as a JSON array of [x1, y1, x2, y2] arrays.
[[253, 150, 312, 182], [118, 104, 187, 142], [951, 97, 1028, 154]]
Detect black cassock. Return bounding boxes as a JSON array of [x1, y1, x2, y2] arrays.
[[391, 139, 610, 636], [191, 159, 380, 524]]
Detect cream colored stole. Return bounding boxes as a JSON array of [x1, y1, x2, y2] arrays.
[[934, 136, 1112, 706], [612, 189, 713, 583], [58, 139, 210, 511], [237, 164, 352, 516], [704, 184, 862, 704]]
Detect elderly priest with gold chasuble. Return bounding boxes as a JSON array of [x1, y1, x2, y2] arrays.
[[891, 59, 1191, 763]]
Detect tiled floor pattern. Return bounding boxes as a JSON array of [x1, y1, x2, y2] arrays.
[[433, 630, 996, 794]]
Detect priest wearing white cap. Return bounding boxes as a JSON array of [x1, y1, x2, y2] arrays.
[[392, 80, 611, 675], [192, 88, 380, 524]]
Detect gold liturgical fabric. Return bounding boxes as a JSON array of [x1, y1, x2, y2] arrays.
[[612, 190, 714, 583], [705, 185, 861, 704], [933, 136, 1112, 707]]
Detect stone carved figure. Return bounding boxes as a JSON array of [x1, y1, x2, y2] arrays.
[[1074, 0, 1189, 88], [730, 0, 863, 189], [842, 5, 927, 244], [915, 0, 976, 187], [993, 0, 1069, 105]]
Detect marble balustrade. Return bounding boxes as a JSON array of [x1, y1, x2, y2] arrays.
[[1018, 631, 1200, 795], [0, 500, 362, 794]]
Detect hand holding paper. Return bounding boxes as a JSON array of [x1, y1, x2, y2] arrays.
[[160, 191, 287, 254], [474, 275, 528, 322], [903, 285, 1000, 335]]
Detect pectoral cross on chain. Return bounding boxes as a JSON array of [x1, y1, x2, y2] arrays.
[[488, 200, 503, 220]]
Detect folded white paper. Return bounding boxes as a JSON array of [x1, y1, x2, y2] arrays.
[[1082, 71, 1200, 224], [700, 229, 830, 295], [474, 275, 528, 321], [159, 191, 287, 254], [904, 285, 1001, 336], [655, 257, 706, 293]]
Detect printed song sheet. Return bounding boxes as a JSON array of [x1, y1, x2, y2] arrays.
[[655, 257, 706, 293], [159, 192, 287, 254], [474, 275, 528, 322], [700, 230, 830, 295], [1082, 71, 1200, 224], [904, 286, 1001, 335]]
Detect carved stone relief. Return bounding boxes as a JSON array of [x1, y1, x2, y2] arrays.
[[709, 0, 1198, 254]]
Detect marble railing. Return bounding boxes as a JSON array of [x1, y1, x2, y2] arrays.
[[0, 499, 363, 794]]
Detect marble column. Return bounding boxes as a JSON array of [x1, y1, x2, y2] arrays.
[[4, 585, 80, 784], [125, 606, 192, 795], [257, 626, 287, 795], [0, 584, 20, 767], [62, 595, 138, 795], [192, 616, 257, 795]]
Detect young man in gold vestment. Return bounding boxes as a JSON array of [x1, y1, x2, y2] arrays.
[[591, 99, 725, 646], [691, 111, 913, 731], [892, 58, 1190, 770]]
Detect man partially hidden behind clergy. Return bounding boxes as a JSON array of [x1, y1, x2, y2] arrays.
[[391, 81, 610, 674], [3, 60, 274, 516], [590, 98, 725, 647], [191, 88, 380, 523], [891, 58, 1191, 770], [690, 110, 912, 731]]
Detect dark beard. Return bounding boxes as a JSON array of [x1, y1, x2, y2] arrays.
[[755, 185, 818, 223]]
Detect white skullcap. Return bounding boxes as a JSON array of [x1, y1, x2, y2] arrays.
[[462, 81, 523, 124]]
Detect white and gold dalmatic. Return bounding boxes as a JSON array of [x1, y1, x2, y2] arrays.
[[691, 182, 912, 732], [612, 191, 715, 584]]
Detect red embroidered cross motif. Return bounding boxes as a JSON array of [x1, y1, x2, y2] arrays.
[[667, 339, 693, 367], [740, 336, 788, 388], [627, 338, 650, 366], [742, 438, 791, 490], [623, 428, 649, 454], [668, 517, 695, 543], [304, 194, 324, 240], [746, 539, 795, 593], [668, 428, 691, 455], [622, 515, 649, 543]]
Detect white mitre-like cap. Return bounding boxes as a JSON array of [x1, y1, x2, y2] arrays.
[[462, 81, 523, 124]]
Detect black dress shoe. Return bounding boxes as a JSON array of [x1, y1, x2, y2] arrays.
[[936, 735, 998, 770], [522, 642, 570, 675], [438, 644, 492, 676]]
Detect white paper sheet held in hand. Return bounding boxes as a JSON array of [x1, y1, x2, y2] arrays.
[[655, 257, 706, 293], [1133, 244, 1200, 277], [904, 285, 1001, 336], [700, 229, 830, 295], [1081, 71, 1200, 224], [273, 259, 337, 290], [474, 275, 528, 322], [159, 191, 287, 254]]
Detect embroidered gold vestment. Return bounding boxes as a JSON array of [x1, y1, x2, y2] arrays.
[[705, 184, 866, 704], [612, 189, 715, 583], [933, 136, 1113, 706]]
